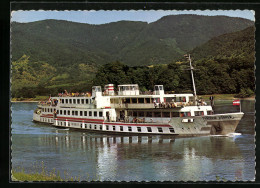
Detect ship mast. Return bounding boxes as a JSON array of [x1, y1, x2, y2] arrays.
[[185, 54, 197, 102]]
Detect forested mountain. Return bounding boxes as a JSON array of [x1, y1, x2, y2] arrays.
[[190, 26, 255, 60], [12, 15, 253, 67], [11, 15, 255, 98], [92, 26, 255, 96]]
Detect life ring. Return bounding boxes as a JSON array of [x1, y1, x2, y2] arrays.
[[36, 110, 41, 115]]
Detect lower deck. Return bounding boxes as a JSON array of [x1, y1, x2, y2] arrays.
[[34, 113, 214, 136]]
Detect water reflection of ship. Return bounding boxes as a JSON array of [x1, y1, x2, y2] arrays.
[[39, 133, 245, 180], [40, 133, 242, 159]]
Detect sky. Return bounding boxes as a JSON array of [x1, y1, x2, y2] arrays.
[[11, 10, 255, 25]]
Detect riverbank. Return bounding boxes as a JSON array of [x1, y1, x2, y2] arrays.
[[11, 167, 79, 181], [11, 96, 49, 102], [198, 94, 255, 101], [11, 94, 255, 102]]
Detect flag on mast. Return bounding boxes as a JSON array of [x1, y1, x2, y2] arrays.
[[233, 99, 240, 106]]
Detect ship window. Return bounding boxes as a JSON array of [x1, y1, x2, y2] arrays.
[[128, 111, 133, 116], [75, 111, 78, 116], [80, 111, 83, 116], [62, 99, 64, 103], [171, 112, 179, 117], [207, 111, 213, 115], [99, 111, 103, 117], [158, 127, 163, 132], [89, 111, 92, 116], [81, 99, 84, 104], [77, 99, 80, 104], [120, 126, 123, 131], [89, 124, 92, 129], [128, 126, 132, 132], [64, 110, 66, 115], [73, 99, 76, 104], [106, 125, 109, 130], [169, 128, 175, 133], [138, 111, 144, 117], [86, 99, 89, 104], [189, 96, 194, 103], [113, 126, 116, 131], [69, 99, 72, 104], [195, 111, 204, 116], [72, 111, 74, 115], [60, 110, 62, 115], [146, 112, 152, 117], [125, 98, 130, 103], [145, 98, 151, 103], [138, 98, 144, 103], [65, 99, 68, 103], [154, 112, 161, 117], [68, 111, 70, 115], [137, 127, 142, 132], [133, 111, 137, 117], [100, 125, 102, 130], [57, 110, 59, 114], [162, 112, 170, 117], [132, 98, 137, 103], [94, 125, 97, 129], [147, 127, 152, 132], [84, 111, 87, 116], [94, 111, 97, 117], [47, 108, 49, 112]]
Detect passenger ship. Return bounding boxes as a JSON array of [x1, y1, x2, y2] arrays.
[[33, 56, 244, 136]]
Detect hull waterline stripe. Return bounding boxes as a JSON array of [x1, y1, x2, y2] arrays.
[[40, 115, 171, 127]]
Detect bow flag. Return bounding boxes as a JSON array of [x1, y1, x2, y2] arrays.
[[233, 100, 240, 106]]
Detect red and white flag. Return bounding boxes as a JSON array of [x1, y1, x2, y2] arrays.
[[233, 100, 240, 106]]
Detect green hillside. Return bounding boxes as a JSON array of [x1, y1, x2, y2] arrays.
[[11, 15, 254, 98], [92, 26, 255, 97], [11, 15, 253, 67], [189, 26, 255, 96], [190, 26, 255, 60]]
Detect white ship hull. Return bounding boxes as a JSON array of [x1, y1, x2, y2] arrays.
[[33, 112, 243, 136]]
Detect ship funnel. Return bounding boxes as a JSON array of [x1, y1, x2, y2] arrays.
[[104, 84, 115, 96]]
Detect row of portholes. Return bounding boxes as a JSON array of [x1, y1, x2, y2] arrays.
[[180, 127, 196, 130], [41, 118, 53, 123], [56, 121, 175, 134]]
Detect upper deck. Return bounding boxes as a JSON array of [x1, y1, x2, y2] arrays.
[[39, 84, 199, 110]]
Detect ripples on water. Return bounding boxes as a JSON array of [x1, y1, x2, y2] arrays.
[[11, 101, 255, 181]]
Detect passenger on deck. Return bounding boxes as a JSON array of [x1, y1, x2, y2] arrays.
[[154, 99, 157, 108]]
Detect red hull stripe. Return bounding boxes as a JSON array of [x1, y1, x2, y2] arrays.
[[57, 116, 104, 122], [103, 122, 170, 127], [40, 115, 171, 127], [41, 114, 53, 117], [55, 118, 170, 127]]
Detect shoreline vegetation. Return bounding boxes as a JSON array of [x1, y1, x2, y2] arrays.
[[11, 94, 255, 103], [11, 162, 82, 182]]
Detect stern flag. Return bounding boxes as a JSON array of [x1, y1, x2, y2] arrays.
[[233, 100, 240, 106]]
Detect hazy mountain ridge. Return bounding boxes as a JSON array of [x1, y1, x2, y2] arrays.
[[11, 15, 255, 98], [11, 15, 253, 67]]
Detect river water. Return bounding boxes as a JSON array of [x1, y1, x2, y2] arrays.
[[11, 100, 255, 181]]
